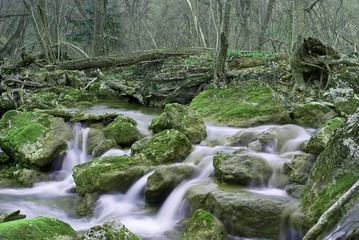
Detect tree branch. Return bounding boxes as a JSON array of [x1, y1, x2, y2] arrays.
[[305, 0, 321, 12]]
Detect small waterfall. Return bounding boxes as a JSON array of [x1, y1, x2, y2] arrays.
[[122, 171, 154, 202]]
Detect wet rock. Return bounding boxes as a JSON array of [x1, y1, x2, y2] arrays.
[[83, 217, 140, 240], [291, 102, 337, 128], [247, 140, 263, 152], [73, 155, 147, 195], [0, 110, 72, 168], [131, 129, 193, 165], [0, 216, 77, 240], [301, 108, 359, 233], [283, 153, 315, 185], [213, 153, 272, 186], [329, 87, 359, 116], [182, 209, 227, 240], [145, 164, 195, 204], [104, 114, 142, 147], [92, 139, 118, 157], [305, 117, 345, 155], [190, 80, 292, 127], [14, 168, 49, 187], [186, 181, 291, 239], [224, 127, 266, 147], [0, 210, 26, 223], [149, 103, 207, 143], [76, 193, 99, 216], [286, 184, 305, 198]]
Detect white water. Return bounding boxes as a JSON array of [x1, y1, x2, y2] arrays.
[[0, 105, 314, 239]]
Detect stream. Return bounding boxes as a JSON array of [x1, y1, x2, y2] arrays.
[[0, 103, 313, 239]]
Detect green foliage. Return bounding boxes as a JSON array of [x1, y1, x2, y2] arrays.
[[227, 50, 276, 58]]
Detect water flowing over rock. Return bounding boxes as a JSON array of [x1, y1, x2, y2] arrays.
[[149, 103, 207, 143], [0, 216, 77, 240], [13, 168, 49, 187], [182, 209, 227, 240], [0, 110, 72, 168], [301, 108, 359, 236]]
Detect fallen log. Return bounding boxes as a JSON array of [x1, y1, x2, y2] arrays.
[[0, 210, 26, 223]]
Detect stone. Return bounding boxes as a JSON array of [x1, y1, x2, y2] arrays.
[[283, 153, 315, 185], [0, 216, 77, 240], [14, 168, 49, 187], [213, 153, 272, 186], [329, 87, 359, 116], [145, 164, 195, 204], [76, 193, 99, 216], [149, 103, 207, 143], [182, 209, 227, 240]]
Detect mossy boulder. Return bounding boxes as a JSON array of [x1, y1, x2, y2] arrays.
[[189, 80, 291, 127], [186, 181, 291, 239], [14, 168, 49, 187], [291, 102, 337, 128], [223, 127, 268, 147], [329, 87, 359, 116], [182, 209, 227, 240], [0, 110, 72, 168], [283, 153, 315, 185], [305, 117, 345, 155], [149, 103, 207, 143], [145, 164, 195, 204], [83, 217, 140, 240], [76, 193, 99, 216], [213, 153, 272, 186], [0, 216, 77, 240], [0, 166, 17, 187], [104, 115, 142, 147], [301, 109, 359, 234], [73, 155, 148, 195], [131, 129, 193, 165]]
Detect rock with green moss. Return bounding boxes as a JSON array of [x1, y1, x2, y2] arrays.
[[65, 70, 87, 88], [301, 109, 359, 234], [283, 153, 315, 185], [190, 80, 291, 127], [329, 88, 359, 116], [131, 129, 193, 165], [104, 115, 142, 147], [0, 110, 72, 168], [83, 217, 140, 240], [77, 193, 99, 216], [213, 153, 272, 186], [291, 102, 337, 128], [73, 155, 147, 195], [0, 216, 77, 240], [14, 168, 49, 187], [182, 209, 227, 240], [305, 117, 345, 155], [145, 164, 195, 204], [149, 103, 207, 143], [186, 180, 291, 239], [223, 126, 268, 147], [0, 166, 17, 187]]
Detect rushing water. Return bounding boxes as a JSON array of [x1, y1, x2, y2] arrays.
[[0, 104, 314, 239]]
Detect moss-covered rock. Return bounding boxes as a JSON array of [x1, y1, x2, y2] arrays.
[[76, 193, 99, 216], [82, 217, 140, 240], [145, 164, 195, 204], [73, 155, 147, 195], [301, 109, 359, 234], [149, 103, 207, 143], [305, 117, 345, 155], [291, 102, 337, 128], [131, 129, 193, 165], [14, 168, 49, 187], [104, 115, 142, 147], [0, 216, 77, 240], [0, 110, 72, 168], [186, 181, 291, 239], [329, 87, 359, 116], [283, 153, 315, 185], [182, 209, 227, 240], [213, 153, 272, 186], [190, 80, 291, 127]]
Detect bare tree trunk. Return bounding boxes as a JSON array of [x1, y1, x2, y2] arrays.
[[0, 16, 27, 58], [186, 0, 207, 48], [213, 0, 231, 84], [93, 0, 108, 56], [257, 0, 276, 51]]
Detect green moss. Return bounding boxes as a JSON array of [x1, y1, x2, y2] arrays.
[[192, 209, 214, 224], [190, 80, 290, 127], [104, 115, 141, 147], [10, 124, 46, 145], [0, 216, 76, 240]]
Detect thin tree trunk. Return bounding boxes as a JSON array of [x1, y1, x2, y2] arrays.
[[0, 16, 27, 57], [93, 0, 108, 56], [257, 0, 276, 51]]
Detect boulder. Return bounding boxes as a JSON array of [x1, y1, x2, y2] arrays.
[[224, 127, 267, 147], [213, 153, 272, 186], [190, 80, 292, 127], [186, 181, 291, 239], [182, 209, 227, 240], [291, 102, 337, 128], [83, 217, 140, 240], [104, 114, 142, 147], [329, 88, 359, 116], [73, 155, 147, 195], [305, 117, 345, 155], [131, 129, 193, 165], [0, 110, 72, 168], [149, 103, 207, 143], [76, 193, 99, 216], [145, 164, 195, 204], [283, 153, 315, 185], [14, 168, 49, 187], [301, 109, 359, 234], [0, 216, 77, 240]]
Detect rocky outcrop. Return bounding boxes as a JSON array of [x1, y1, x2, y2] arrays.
[[0, 216, 77, 240], [0, 110, 72, 168], [14, 168, 49, 187], [145, 164, 195, 204], [182, 209, 227, 240], [149, 103, 207, 143]]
